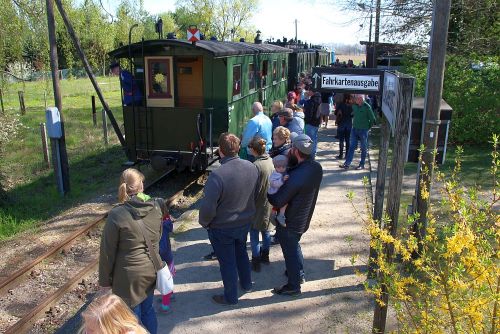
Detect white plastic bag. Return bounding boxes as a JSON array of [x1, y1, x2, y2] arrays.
[[156, 264, 174, 295]]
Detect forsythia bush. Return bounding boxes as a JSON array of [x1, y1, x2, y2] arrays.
[[365, 135, 499, 333]]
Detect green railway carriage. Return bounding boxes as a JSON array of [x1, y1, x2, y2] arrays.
[[108, 39, 291, 171]]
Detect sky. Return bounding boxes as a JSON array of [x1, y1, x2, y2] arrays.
[[96, 0, 370, 45]]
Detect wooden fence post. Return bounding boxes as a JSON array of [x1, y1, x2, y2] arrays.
[[0, 88, 4, 115], [44, 91, 47, 109], [91, 95, 97, 127], [372, 74, 415, 334], [18, 91, 26, 115], [40, 123, 50, 168], [102, 109, 108, 145]]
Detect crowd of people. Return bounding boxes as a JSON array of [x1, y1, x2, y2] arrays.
[[90, 82, 376, 333]]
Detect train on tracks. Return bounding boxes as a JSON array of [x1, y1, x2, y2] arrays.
[[108, 33, 330, 172]]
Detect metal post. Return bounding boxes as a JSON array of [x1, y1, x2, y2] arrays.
[[91, 95, 97, 126], [102, 109, 108, 145], [415, 0, 452, 244], [40, 123, 50, 168], [18, 91, 26, 115], [44, 91, 47, 109]]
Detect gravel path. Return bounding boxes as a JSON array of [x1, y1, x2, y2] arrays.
[[156, 125, 375, 334]]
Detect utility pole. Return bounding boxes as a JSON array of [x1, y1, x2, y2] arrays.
[[415, 0, 452, 244], [372, 0, 381, 68], [295, 19, 298, 42], [46, 0, 70, 195]]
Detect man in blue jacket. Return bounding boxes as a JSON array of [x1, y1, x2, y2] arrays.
[[241, 102, 273, 160], [268, 134, 323, 296], [199, 133, 259, 305], [110, 62, 142, 106]]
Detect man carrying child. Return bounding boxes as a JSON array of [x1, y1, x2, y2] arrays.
[[267, 134, 323, 296]]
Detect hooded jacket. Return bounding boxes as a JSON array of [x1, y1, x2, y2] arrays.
[[252, 154, 274, 231], [99, 194, 164, 307]]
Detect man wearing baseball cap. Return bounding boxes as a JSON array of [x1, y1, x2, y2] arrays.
[[267, 133, 323, 296]]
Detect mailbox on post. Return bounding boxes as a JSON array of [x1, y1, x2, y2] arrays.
[[45, 107, 62, 139], [408, 97, 452, 164]]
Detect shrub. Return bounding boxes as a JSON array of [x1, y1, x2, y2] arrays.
[[402, 55, 500, 145], [360, 135, 499, 333]]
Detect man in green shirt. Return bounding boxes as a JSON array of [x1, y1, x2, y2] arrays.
[[340, 94, 377, 170]]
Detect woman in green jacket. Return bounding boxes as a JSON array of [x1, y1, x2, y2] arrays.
[[247, 136, 274, 272], [98, 168, 165, 334]]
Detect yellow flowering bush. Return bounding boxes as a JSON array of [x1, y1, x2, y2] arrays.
[[359, 135, 499, 333]]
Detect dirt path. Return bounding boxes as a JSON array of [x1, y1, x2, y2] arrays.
[[157, 125, 375, 334]]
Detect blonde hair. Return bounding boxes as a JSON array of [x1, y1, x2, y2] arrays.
[[271, 100, 283, 114], [118, 168, 145, 203], [81, 294, 148, 334], [273, 126, 291, 143]]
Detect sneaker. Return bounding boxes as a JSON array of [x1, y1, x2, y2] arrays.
[[211, 294, 236, 306], [203, 251, 217, 261], [272, 284, 301, 296], [339, 163, 349, 169], [336, 154, 343, 160], [355, 165, 365, 170], [159, 304, 172, 314], [240, 282, 253, 293]]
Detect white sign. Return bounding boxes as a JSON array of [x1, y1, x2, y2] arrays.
[[382, 72, 399, 135], [321, 74, 380, 91]]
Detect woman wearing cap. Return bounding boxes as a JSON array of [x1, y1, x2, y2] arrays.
[[285, 91, 297, 109]]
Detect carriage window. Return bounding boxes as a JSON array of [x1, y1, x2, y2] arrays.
[[261, 60, 268, 86], [248, 63, 255, 91], [147, 58, 172, 98], [272, 60, 278, 83], [281, 59, 286, 80], [232, 65, 241, 98]]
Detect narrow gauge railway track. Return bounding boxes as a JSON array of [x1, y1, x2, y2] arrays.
[[1, 170, 205, 334]]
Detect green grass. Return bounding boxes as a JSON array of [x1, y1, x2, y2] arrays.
[[0, 76, 128, 239]]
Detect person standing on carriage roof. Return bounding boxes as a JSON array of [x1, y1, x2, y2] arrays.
[[110, 62, 143, 106]]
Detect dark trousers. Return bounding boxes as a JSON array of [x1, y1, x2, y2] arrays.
[[337, 124, 351, 156], [208, 225, 252, 304], [132, 291, 157, 334], [276, 225, 304, 291]]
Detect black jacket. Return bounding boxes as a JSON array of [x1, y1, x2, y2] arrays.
[[304, 98, 322, 127], [268, 159, 323, 234]]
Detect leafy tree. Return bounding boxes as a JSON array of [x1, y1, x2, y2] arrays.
[[341, 0, 499, 56], [174, 0, 258, 41]]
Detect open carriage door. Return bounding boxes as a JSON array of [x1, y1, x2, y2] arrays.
[[176, 56, 203, 108]]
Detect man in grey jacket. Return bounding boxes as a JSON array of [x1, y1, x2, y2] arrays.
[[199, 132, 259, 305]]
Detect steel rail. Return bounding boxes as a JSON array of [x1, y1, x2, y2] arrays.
[[0, 168, 176, 295], [2, 171, 204, 333]]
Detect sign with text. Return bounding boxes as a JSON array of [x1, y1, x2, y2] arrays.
[[321, 74, 380, 91], [311, 67, 384, 95], [382, 71, 399, 135]]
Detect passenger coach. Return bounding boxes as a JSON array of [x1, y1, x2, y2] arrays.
[[109, 38, 291, 171]]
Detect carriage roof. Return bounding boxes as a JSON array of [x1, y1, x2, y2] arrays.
[[108, 39, 292, 59]]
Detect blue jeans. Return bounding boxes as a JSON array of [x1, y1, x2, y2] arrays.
[[132, 291, 157, 334], [305, 124, 319, 158], [276, 225, 304, 291], [344, 128, 368, 167], [208, 225, 252, 304], [249, 228, 271, 258]]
